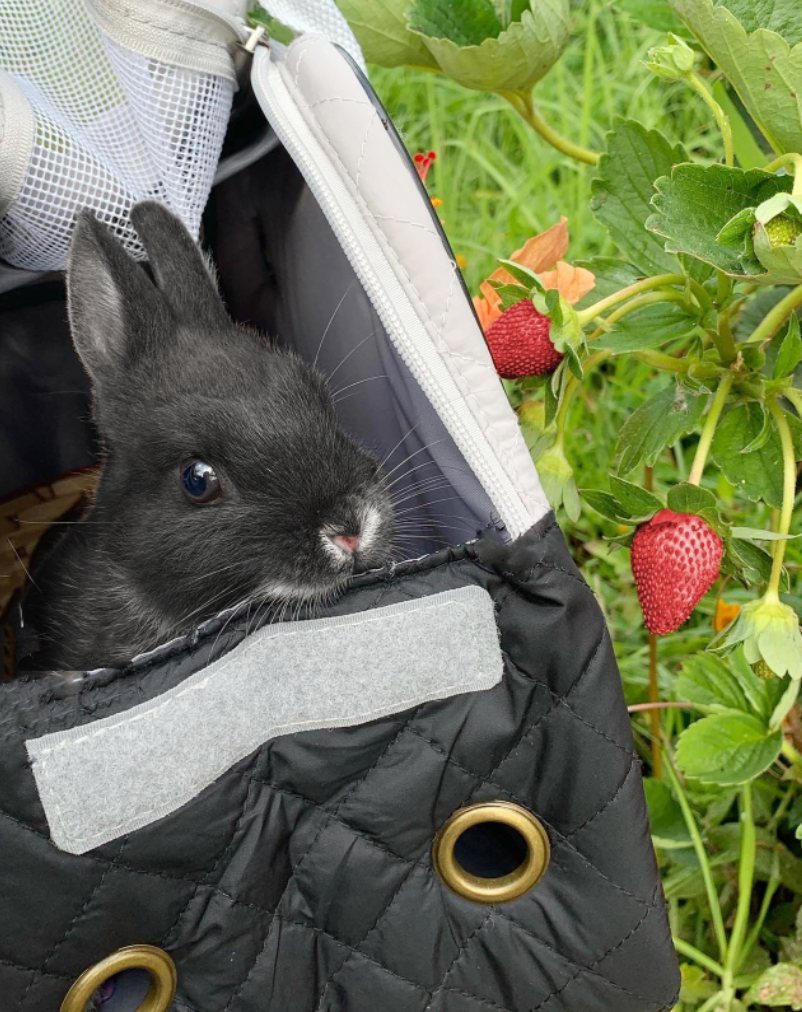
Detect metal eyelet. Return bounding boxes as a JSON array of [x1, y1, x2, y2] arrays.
[[60, 945, 176, 1012], [433, 801, 550, 904]]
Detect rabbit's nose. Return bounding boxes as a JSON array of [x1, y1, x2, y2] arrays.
[[330, 533, 360, 554]]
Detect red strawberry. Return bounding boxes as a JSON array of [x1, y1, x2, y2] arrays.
[[630, 508, 723, 635], [485, 300, 563, 378]]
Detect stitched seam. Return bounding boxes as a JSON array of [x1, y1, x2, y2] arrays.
[[354, 107, 377, 190], [219, 712, 421, 1011], [0, 956, 71, 981], [373, 214, 440, 237], [160, 756, 260, 952], [424, 913, 494, 1010], [14, 838, 126, 1011]]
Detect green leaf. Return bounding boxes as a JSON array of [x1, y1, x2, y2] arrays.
[[775, 315, 802, 379], [493, 283, 531, 312], [609, 475, 663, 515], [587, 119, 688, 275], [711, 403, 785, 507], [593, 302, 698, 353], [675, 653, 752, 714], [580, 489, 634, 523], [741, 403, 773, 453], [730, 526, 801, 540], [726, 537, 778, 587], [643, 778, 692, 848], [646, 163, 791, 279], [591, 119, 687, 276], [409, 0, 501, 46], [667, 482, 717, 514], [616, 384, 707, 475], [408, 0, 571, 93], [495, 258, 545, 291], [746, 963, 802, 1010], [335, 0, 439, 68], [676, 712, 783, 785], [669, 0, 802, 155], [753, 224, 802, 284], [614, 0, 686, 34]]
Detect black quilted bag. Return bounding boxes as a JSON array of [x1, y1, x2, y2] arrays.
[[0, 14, 680, 1012]]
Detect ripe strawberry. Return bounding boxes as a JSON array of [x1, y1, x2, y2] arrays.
[[761, 214, 802, 248], [630, 508, 723, 635], [485, 300, 563, 378]]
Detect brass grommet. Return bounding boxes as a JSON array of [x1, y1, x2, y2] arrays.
[[60, 945, 176, 1012], [433, 801, 550, 904]]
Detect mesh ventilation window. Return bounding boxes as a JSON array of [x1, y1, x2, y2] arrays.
[[0, 0, 235, 271]]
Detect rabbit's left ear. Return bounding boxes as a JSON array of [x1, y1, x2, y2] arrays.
[[130, 201, 229, 327], [67, 209, 170, 384]]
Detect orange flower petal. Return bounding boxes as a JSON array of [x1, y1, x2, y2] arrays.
[[488, 217, 569, 287], [713, 599, 741, 634], [540, 261, 596, 306], [473, 287, 503, 331]]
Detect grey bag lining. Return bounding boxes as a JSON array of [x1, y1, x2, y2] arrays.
[[27, 585, 503, 855]]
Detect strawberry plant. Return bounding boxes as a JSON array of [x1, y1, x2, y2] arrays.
[[339, 0, 802, 1008]]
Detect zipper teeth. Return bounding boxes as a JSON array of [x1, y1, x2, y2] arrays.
[[256, 54, 532, 536]]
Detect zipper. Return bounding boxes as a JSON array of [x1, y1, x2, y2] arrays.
[[250, 48, 535, 538]]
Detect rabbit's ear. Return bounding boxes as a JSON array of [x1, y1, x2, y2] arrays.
[[67, 210, 169, 383], [130, 201, 229, 327]]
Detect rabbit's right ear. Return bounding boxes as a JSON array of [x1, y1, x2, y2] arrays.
[[66, 211, 170, 384]]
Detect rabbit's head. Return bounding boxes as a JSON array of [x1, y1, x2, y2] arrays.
[[66, 201, 394, 632]]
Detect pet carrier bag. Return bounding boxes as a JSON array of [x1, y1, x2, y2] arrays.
[[0, 2, 680, 1010]]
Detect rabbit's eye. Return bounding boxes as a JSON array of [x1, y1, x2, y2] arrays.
[[180, 459, 221, 504]]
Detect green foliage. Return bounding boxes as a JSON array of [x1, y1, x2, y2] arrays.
[[591, 119, 686, 274], [360, 1, 802, 1005]]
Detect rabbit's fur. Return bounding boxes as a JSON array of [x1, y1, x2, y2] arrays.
[[23, 201, 394, 670]]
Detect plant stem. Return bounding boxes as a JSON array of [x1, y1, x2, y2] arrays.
[[664, 754, 729, 963], [697, 993, 724, 1012], [673, 937, 725, 978], [765, 152, 802, 197], [648, 633, 661, 777], [688, 372, 734, 485], [766, 398, 798, 599], [504, 91, 601, 166], [588, 290, 690, 339], [689, 71, 734, 167], [578, 274, 690, 324], [786, 386, 802, 419], [724, 783, 755, 980], [716, 272, 732, 307], [746, 283, 802, 344], [628, 701, 695, 712], [635, 349, 691, 373]]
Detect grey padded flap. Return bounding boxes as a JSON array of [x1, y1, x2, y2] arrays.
[[27, 586, 502, 855]]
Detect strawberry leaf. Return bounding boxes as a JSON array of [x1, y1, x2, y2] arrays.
[[591, 119, 687, 276], [711, 403, 785, 507], [491, 282, 532, 312], [675, 653, 752, 715], [574, 258, 642, 307], [666, 483, 717, 514], [580, 489, 634, 523], [724, 537, 785, 589], [593, 302, 698, 354], [643, 779, 692, 850], [335, 0, 439, 68], [746, 963, 802, 1010], [495, 259, 545, 291], [730, 526, 802, 541], [775, 315, 802, 380], [609, 475, 663, 515], [616, 384, 707, 475], [646, 163, 791, 278], [676, 712, 783, 785], [408, 0, 570, 93], [669, 0, 802, 154]]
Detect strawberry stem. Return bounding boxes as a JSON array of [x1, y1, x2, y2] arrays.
[[765, 152, 802, 197], [723, 784, 756, 985], [745, 283, 802, 345], [688, 372, 734, 486], [503, 91, 600, 166], [766, 397, 797, 600], [577, 273, 708, 326], [587, 289, 690, 340], [688, 72, 734, 167]]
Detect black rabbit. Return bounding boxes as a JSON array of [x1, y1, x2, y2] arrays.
[[21, 201, 394, 671]]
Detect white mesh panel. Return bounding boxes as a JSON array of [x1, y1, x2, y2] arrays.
[[0, 0, 236, 271]]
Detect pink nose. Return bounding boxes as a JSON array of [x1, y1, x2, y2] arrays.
[[331, 533, 360, 554]]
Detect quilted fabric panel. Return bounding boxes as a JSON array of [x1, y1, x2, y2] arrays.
[[0, 518, 680, 1011]]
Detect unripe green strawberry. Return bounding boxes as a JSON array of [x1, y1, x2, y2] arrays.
[[752, 659, 776, 681], [761, 214, 802, 248]]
